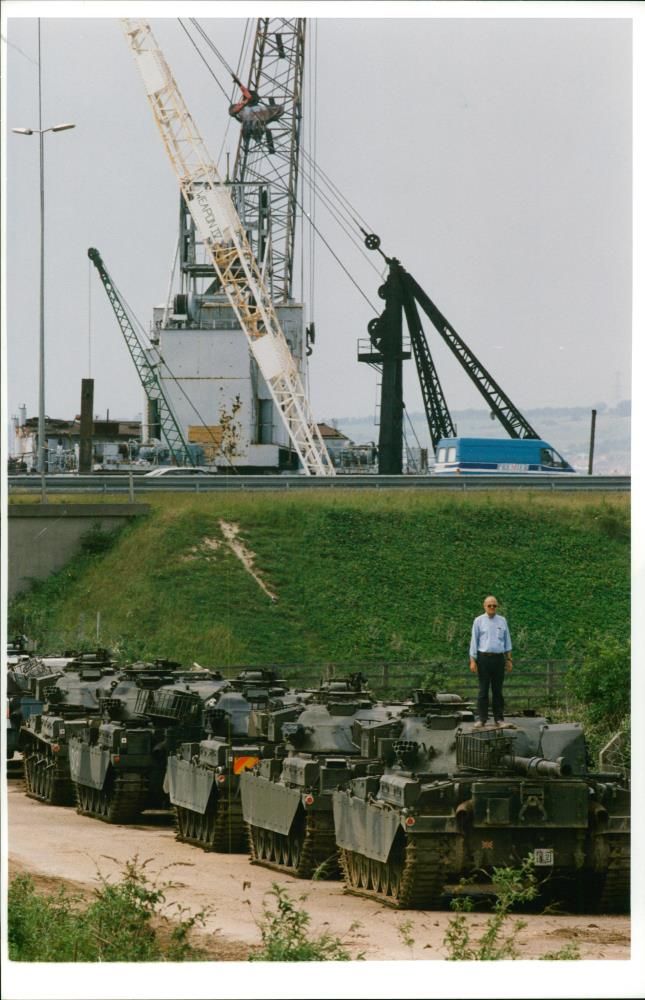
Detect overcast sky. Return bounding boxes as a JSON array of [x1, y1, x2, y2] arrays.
[[1, 1, 637, 438]]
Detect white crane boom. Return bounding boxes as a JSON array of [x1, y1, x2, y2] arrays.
[[122, 19, 334, 476]]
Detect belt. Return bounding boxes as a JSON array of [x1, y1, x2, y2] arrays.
[[478, 652, 503, 657]]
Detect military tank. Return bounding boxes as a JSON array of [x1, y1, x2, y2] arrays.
[[240, 675, 407, 879], [332, 692, 630, 913], [68, 660, 228, 824], [19, 650, 118, 804], [166, 668, 310, 852]]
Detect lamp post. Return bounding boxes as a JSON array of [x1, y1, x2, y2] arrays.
[[11, 22, 75, 493], [12, 122, 75, 487]]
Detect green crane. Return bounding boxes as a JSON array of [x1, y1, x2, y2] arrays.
[[88, 247, 195, 467]]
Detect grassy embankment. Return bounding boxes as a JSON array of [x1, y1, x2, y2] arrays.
[[9, 490, 629, 673]]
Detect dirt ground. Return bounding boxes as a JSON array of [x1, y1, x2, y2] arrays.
[[5, 777, 631, 968]]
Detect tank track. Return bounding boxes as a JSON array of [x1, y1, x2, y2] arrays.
[[247, 809, 339, 879], [598, 834, 630, 914], [340, 833, 451, 909], [74, 772, 147, 824], [175, 795, 247, 853], [23, 747, 75, 806]]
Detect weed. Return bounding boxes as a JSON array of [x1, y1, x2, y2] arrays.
[[397, 918, 415, 949], [540, 943, 581, 960], [8, 855, 210, 962], [443, 858, 580, 961], [310, 855, 337, 881], [79, 523, 121, 555], [249, 884, 362, 961]]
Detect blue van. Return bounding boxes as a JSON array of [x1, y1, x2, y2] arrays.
[[433, 437, 575, 474]]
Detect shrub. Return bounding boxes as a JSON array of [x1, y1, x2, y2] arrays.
[[8, 856, 209, 962], [565, 635, 630, 727], [443, 857, 579, 961], [249, 884, 360, 961], [80, 523, 120, 555]]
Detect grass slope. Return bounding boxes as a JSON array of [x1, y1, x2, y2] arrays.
[[9, 491, 630, 669]]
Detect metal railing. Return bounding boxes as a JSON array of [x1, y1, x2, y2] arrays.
[[219, 659, 572, 710], [7, 474, 630, 494]]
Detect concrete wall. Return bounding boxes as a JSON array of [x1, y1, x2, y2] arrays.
[[7, 504, 149, 600]]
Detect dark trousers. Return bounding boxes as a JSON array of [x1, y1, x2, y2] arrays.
[[476, 653, 506, 723]]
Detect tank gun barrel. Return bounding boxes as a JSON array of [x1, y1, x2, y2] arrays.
[[502, 754, 571, 778]]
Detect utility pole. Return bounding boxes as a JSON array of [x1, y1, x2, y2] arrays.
[[588, 408, 597, 475]]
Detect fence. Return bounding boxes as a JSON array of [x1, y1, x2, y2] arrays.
[[222, 659, 571, 712]]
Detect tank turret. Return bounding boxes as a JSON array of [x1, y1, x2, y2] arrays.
[[240, 679, 408, 879]]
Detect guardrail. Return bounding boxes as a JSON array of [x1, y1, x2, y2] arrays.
[[7, 473, 630, 494]]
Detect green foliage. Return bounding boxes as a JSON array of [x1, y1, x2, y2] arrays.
[[249, 884, 360, 961], [9, 492, 629, 672], [565, 635, 630, 727], [8, 856, 209, 962], [79, 523, 121, 555], [8, 874, 87, 962], [444, 858, 538, 961], [443, 857, 579, 962], [563, 634, 630, 770], [540, 943, 582, 960], [397, 918, 415, 950]]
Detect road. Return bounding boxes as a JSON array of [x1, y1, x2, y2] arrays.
[[5, 779, 630, 966]]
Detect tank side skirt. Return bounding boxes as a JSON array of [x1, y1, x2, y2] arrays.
[[175, 790, 247, 852], [239, 771, 301, 835], [247, 807, 339, 879]]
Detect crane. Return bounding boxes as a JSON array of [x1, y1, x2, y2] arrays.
[[122, 19, 334, 477], [88, 247, 196, 467], [231, 18, 306, 303], [359, 235, 540, 473]]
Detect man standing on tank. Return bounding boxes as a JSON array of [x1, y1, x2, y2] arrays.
[[469, 596, 513, 727]]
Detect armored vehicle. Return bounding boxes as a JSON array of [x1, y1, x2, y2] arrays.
[[240, 675, 406, 879], [332, 692, 630, 913], [7, 667, 44, 762], [19, 650, 118, 804], [166, 668, 310, 852], [6, 637, 34, 763], [68, 661, 228, 824]]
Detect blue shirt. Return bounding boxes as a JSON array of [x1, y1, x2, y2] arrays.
[[469, 613, 512, 658]]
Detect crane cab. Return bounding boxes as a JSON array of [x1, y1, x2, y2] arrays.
[[433, 437, 575, 475]]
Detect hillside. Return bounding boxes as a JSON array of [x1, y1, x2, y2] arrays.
[[9, 491, 630, 674]]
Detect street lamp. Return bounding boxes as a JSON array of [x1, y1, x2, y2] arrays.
[[12, 121, 75, 484]]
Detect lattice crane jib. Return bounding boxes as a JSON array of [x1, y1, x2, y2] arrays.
[[232, 18, 305, 303], [122, 19, 333, 477], [87, 247, 195, 466]]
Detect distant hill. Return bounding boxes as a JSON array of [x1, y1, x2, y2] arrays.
[[323, 403, 631, 474]]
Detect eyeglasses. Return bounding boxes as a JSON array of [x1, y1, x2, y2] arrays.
[[485, 603, 498, 608]]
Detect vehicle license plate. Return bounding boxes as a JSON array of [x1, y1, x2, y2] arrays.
[[533, 848, 554, 866]]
